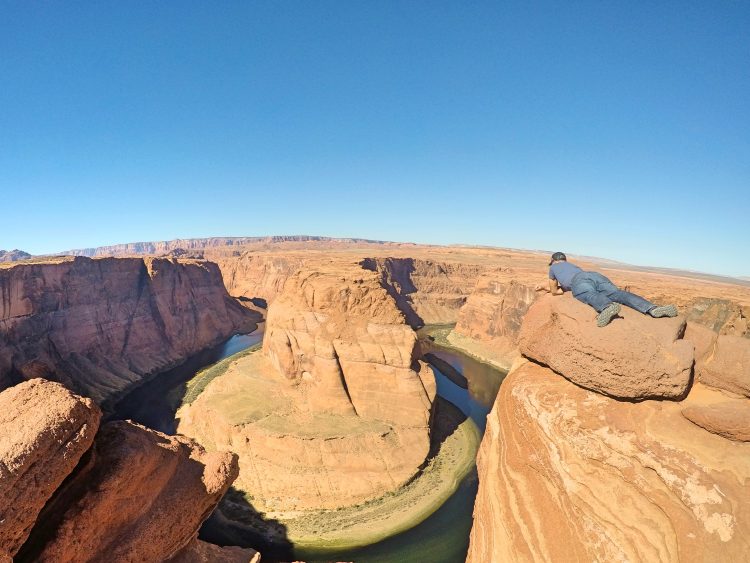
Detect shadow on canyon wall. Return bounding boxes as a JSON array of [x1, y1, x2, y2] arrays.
[[199, 487, 294, 562], [361, 257, 425, 328]]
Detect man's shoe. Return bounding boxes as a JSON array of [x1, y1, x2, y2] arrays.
[[649, 304, 678, 318], [596, 303, 621, 327]]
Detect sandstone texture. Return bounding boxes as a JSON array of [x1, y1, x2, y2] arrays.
[[467, 360, 750, 563], [0, 256, 260, 404], [170, 539, 260, 563], [452, 274, 537, 368], [264, 263, 436, 426], [683, 400, 750, 442], [518, 293, 694, 399], [0, 379, 101, 557], [180, 260, 437, 511], [21, 420, 239, 562]]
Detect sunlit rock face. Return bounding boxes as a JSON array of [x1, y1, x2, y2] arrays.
[[518, 293, 694, 400], [467, 360, 750, 563], [179, 260, 437, 511], [0, 379, 101, 558], [0, 256, 260, 404]]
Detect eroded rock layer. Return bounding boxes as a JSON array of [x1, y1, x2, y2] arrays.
[[467, 361, 750, 563], [0, 256, 259, 404], [0, 379, 101, 557]]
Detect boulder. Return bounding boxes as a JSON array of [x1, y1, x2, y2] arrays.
[[685, 322, 750, 397], [682, 389, 750, 442], [518, 294, 693, 399], [467, 360, 750, 563], [20, 421, 238, 562], [0, 379, 101, 557]]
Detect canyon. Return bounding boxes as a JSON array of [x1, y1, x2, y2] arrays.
[[1, 236, 748, 562]]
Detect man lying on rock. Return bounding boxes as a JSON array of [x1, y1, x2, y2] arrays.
[[535, 252, 678, 327]]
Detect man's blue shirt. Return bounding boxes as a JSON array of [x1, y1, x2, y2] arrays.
[[549, 261, 583, 291]]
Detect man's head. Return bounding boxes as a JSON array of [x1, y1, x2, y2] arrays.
[[549, 251, 566, 265]]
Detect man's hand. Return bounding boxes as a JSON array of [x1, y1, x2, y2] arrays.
[[534, 282, 548, 292]]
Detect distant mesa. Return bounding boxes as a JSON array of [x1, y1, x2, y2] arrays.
[[0, 249, 31, 262]]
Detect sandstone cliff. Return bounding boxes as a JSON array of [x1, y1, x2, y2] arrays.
[[468, 360, 750, 562], [467, 290, 750, 562], [179, 260, 437, 512], [0, 257, 260, 405]]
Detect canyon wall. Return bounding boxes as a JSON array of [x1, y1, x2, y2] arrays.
[[361, 257, 486, 326], [467, 292, 750, 563], [0, 257, 260, 405]]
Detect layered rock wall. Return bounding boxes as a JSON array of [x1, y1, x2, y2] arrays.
[[0, 257, 259, 404], [467, 361, 750, 563]]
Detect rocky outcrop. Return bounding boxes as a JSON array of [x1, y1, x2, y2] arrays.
[[0, 250, 31, 262], [179, 260, 438, 512], [264, 263, 436, 427], [0, 257, 260, 404], [518, 294, 694, 399], [20, 420, 239, 562], [0, 379, 101, 557], [467, 360, 750, 563]]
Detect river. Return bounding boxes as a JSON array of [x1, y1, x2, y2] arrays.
[[110, 326, 507, 563]]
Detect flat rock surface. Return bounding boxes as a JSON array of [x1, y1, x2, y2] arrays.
[[467, 361, 750, 563], [0, 379, 101, 557], [20, 421, 238, 563], [519, 293, 694, 399]]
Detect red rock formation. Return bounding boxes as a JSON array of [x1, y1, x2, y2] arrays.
[[179, 260, 438, 512], [0, 256, 260, 404], [686, 322, 750, 397], [467, 361, 750, 563], [0, 379, 101, 557], [264, 262, 435, 427], [362, 257, 487, 326], [20, 421, 239, 562], [519, 294, 694, 399]]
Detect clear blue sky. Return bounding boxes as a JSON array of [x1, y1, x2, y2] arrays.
[[1, 2, 748, 276]]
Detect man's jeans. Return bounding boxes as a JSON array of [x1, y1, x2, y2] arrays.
[[570, 272, 654, 314]]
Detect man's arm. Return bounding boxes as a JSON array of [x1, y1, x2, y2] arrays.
[[535, 278, 563, 295], [548, 278, 563, 295]]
